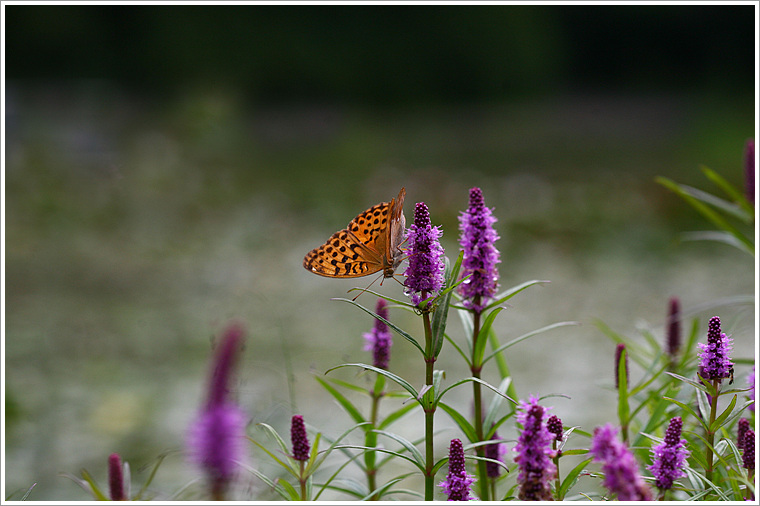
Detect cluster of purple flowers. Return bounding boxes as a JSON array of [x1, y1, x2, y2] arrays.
[[186, 323, 248, 499], [363, 298, 393, 369], [403, 202, 445, 307], [290, 414, 311, 461], [439, 438, 477, 501], [648, 416, 690, 491], [458, 187, 500, 312], [513, 396, 557, 501], [590, 424, 652, 500], [698, 316, 734, 381]]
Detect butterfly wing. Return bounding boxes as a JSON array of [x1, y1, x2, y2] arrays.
[[384, 187, 406, 277], [303, 200, 394, 278]]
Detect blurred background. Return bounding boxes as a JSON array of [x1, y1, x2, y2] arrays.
[[4, 4, 756, 501]]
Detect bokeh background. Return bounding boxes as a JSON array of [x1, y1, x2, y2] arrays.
[[4, 3, 756, 501]]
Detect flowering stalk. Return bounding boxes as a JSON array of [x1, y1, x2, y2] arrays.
[[745, 138, 755, 206], [108, 453, 127, 501], [458, 187, 500, 500], [697, 316, 733, 483], [439, 439, 477, 500], [590, 424, 652, 500], [290, 414, 311, 500], [666, 297, 681, 367], [742, 429, 755, 500], [647, 416, 690, 499], [513, 396, 557, 501], [362, 298, 393, 499], [615, 343, 630, 444], [187, 323, 248, 500], [484, 430, 506, 500], [546, 415, 564, 499], [403, 202, 445, 500]]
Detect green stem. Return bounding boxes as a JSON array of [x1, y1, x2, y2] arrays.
[[552, 441, 561, 500], [299, 460, 307, 500], [422, 301, 436, 501], [365, 375, 383, 500], [705, 379, 720, 485], [470, 305, 490, 501]]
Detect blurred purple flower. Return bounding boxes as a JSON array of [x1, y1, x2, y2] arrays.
[[458, 187, 500, 312], [547, 414, 564, 442], [745, 139, 755, 205], [590, 423, 652, 501], [738, 418, 750, 452], [403, 202, 445, 307], [647, 416, 690, 490], [439, 438, 477, 501], [108, 453, 127, 501], [513, 396, 556, 501], [363, 298, 392, 369], [615, 343, 629, 389], [742, 429, 755, 471], [291, 414, 311, 461], [187, 323, 248, 499], [484, 431, 507, 478], [698, 316, 734, 381], [667, 297, 681, 360], [748, 365, 755, 412]]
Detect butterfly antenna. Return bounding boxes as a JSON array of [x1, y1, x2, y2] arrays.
[[350, 273, 384, 301]]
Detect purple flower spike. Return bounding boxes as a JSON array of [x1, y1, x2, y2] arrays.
[[615, 343, 629, 389], [742, 429, 755, 470], [291, 414, 311, 461], [363, 298, 392, 369], [484, 431, 507, 478], [108, 453, 126, 501], [439, 438, 477, 501], [513, 396, 556, 501], [738, 418, 750, 452], [458, 187, 500, 312], [648, 416, 690, 491], [745, 139, 755, 205], [187, 323, 248, 499], [698, 316, 734, 381], [747, 365, 755, 412], [547, 415, 564, 442], [403, 202, 445, 307], [590, 424, 653, 500], [667, 297, 681, 360]]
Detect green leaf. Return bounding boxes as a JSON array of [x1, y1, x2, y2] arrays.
[[680, 231, 754, 255], [483, 376, 513, 431], [240, 463, 293, 500], [443, 331, 472, 367], [665, 371, 709, 391], [432, 251, 464, 357], [333, 298, 424, 355], [435, 376, 516, 407], [559, 457, 593, 500], [711, 394, 737, 432], [616, 347, 630, 426], [315, 376, 367, 426], [248, 436, 299, 478], [326, 363, 418, 401], [378, 402, 418, 430], [472, 306, 505, 367], [483, 279, 551, 312], [655, 176, 753, 254], [313, 451, 364, 500], [663, 397, 708, 432], [373, 430, 426, 470], [133, 453, 167, 500], [278, 478, 302, 501], [336, 444, 422, 469], [700, 165, 755, 217], [438, 401, 477, 443]]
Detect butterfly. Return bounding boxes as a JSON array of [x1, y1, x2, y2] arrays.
[[303, 188, 406, 279]]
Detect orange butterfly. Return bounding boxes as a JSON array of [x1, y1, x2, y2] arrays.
[[303, 188, 406, 279]]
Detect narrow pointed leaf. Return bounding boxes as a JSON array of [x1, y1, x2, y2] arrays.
[[326, 363, 418, 400], [438, 402, 477, 443], [333, 298, 424, 355]]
